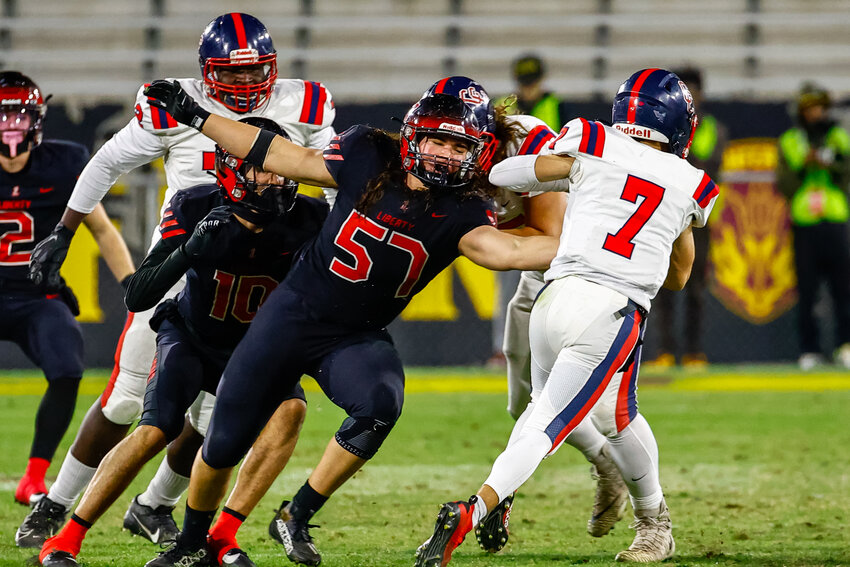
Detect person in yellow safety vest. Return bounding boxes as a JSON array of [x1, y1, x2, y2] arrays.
[[646, 67, 728, 370], [777, 82, 850, 370], [494, 53, 565, 131]]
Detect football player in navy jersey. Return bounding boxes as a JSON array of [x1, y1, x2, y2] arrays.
[[141, 80, 558, 565], [39, 117, 328, 567], [20, 14, 336, 550], [0, 71, 135, 508]]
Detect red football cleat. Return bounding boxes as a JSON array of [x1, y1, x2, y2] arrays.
[[414, 498, 476, 567]]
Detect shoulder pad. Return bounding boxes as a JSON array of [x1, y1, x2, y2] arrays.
[[297, 80, 336, 127], [548, 118, 606, 158], [133, 80, 191, 134]]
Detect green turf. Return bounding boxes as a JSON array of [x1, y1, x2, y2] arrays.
[[0, 369, 848, 566]]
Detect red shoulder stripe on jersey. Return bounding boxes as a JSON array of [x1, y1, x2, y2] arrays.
[[323, 154, 344, 161], [230, 13, 248, 49], [578, 119, 605, 157], [299, 81, 328, 125], [161, 219, 179, 228], [578, 118, 591, 153], [692, 173, 718, 208], [627, 68, 660, 124], [145, 99, 178, 130], [161, 228, 187, 239], [162, 209, 174, 218], [518, 125, 556, 155], [548, 125, 569, 151]]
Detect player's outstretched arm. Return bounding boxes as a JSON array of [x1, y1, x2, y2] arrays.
[[458, 225, 558, 272], [83, 203, 135, 286], [490, 154, 575, 193], [144, 80, 335, 188], [663, 225, 695, 291]]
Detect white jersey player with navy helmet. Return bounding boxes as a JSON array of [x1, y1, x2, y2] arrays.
[[418, 77, 630, 557], [417, 69, 715, 566], [23, 12, 335, 558]]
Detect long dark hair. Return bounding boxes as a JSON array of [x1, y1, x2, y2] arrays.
[[355, 128, 497, 214]]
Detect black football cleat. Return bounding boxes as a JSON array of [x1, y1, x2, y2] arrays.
[[40, 550, 79, 566], [268, 501, 321, 566], [220, 547, 256, 567], [124, 495, 180, 544], [414, 498, 475, 567], [16, 496, 68, 548], [474, 493, 513, 553], [144, 541, 211, 567]]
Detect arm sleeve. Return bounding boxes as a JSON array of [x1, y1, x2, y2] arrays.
[[123, 238, 191, 312], [489, 154, 571, 193]]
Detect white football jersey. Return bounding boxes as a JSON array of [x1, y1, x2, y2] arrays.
[[68, 78, 336, 244], [494, 114, 556, 229], [544, 118, 718, 310]]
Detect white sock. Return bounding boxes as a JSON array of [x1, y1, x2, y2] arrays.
[[471, 497, 489, 527], [46, 452, 97, 511], [631, 491, 664, 514], [137, 457, 189, 508]]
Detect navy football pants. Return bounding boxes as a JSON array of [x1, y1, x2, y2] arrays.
[[142, 319, 306, 442], [202, 287, 405, 469]]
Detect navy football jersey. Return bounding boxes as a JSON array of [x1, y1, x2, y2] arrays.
[[284, 125, 494, 329], [152, 184, 327, 350], [0, 140, 89, 286]]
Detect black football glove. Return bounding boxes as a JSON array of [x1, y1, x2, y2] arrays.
[[29, 224, 74, 290], [144, 80, 211, 131], [180, 206, 246, 263]]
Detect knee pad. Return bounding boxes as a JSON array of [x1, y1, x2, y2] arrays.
[[100, 369, 146, 425], [187, 392, 216, 436], [334, 416, 395, 460]]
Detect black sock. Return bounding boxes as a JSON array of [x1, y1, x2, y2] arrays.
[[180, 504, 216, 549], [32, 378, 80, 459], [288, 481, 328, 524]]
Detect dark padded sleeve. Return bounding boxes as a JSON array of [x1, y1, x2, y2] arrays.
[[123, 238, 191, 312]]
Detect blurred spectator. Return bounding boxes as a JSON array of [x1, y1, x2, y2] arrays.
[[777, 82, 850, 370], [496, 53, 566, 131], [646, 67, 728, 369]]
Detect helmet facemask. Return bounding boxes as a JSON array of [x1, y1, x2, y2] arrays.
[[203, 54, 278, 113], [0, 77, 46, 159], [400, 95, 484, 189]]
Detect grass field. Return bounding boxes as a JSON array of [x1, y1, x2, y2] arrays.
[[0, 366, 849, 567]]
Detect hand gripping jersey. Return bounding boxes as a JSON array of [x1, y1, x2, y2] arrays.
[[284, 125, 494, 330], [494, 115, 556, 230], [0, 140, 89, 286], [138, 185, 327, 352], [544, 118, 718, 310], [67, 78, 336, 245]]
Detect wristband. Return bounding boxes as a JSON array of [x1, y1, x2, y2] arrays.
[[244, 128, 277, 167]]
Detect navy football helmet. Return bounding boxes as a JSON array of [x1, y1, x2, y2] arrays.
[[198, 13, 278, 113], [215, 117, 297, 225], [423, 76, 498, 171], [400, 94, 484, 189], [611, 68, 697, 158], [0, 71, 47, 158]]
